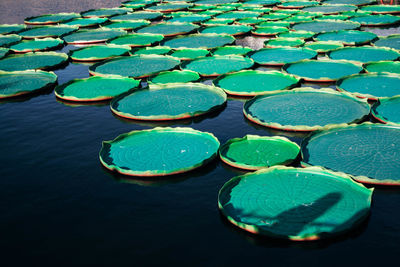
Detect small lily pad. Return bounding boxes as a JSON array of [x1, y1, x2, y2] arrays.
[[107, 33, 164, 47], [149, 70, 200, 84], [303, 41, 344, 53], [212, 46, 252, 56]]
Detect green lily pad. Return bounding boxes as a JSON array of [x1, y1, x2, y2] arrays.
[[282, 15, 314, 24], [337, 73, 400, 99], [55, 75, 140, 101], [212, 46, 252, 56], [9, 38, 64, 53], [302, 4, 357, 14], [265, 37, 305, 47], [167, 14, 211, 23], [133, 46, 171, 55], [188, 5, 217, 11], [162, 33, 235, 49], [213, 70, 300, 96], [24, 13, 81, 25], [219, 135, 300, 170], [301, 123, 400, 185], [110, 11, 163, 21], [303, 41, 344, 53], [0, 48, 9, 59], [315, 14, 350, 20], [236, 18, 265, 25], [292, 20, 360, 33], [0, 24, 26, 34], [277, 1, 319, 8], [111, 82, 226, 120], [323, 0, 375, 5], [260, 13, 291, 21], [252, 26, 289, 36], [63, 29, 127, 44], [137, 22, 199, 37], [244, 88, 370, 131], [195, 0, 239, 4], [218, 166, 373, 239], [145, 3, 193, 12], [99, 127, 220, 176], [258, 21, 291, 27], [103, 20, 151, 30], [200, 24, 253, 36], [244, 0, 281, 5], [328, 46, 400, 63], [69, 45, 131, 61], [89, 54, 180, 78], [283, 59, 363, 82], [364, 61, 400, 74], [374, 34, 400, 50], [165, 11, 195, 18], [360, 5, 400, 14], [149, 70, 200, 84], [372, 96, 400, 125], [315, 30, 378, 45], [202, 19, 235, 26], [277, 30, 315, 39], [19, 25, 78, 39], [181, 55, 254, 77], [0, 34, 21, 47], [63, 17, 108, 28], [0, 52, 68, 71], [249, 47, 318, 65], [107, 33, 163, 47], [169, 48, 209, 60], [0, 70, 57, 98], [216, 11, 260, 20], [81, 8, 131, 18], [349, 14, 400, 26]]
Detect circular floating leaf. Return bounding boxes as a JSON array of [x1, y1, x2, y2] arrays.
[[169, 48, 209, 60], [55, 75, 140, 101], [216, 11, 260, 20], [315, 14, 350, 21], [236, 17, 265, 25], [282, 15, 314, 24], [63, 17, 108, 28], [99, 127, 220, 176], [360, 5, 400, 14], [219, 166, 372, 240], [372, 96, 400, 125], [283, 59, 363, 82], [110, 11, 163, 21], [63, 29, 127, 44], [0, 24, 26, 34], [373, 34, 400, 50], [24, 13, 80, 25], [89, 54, 180, 78], [315, 30, 377, 46], [149, 70, 200, 84], [265, 38, 305, 47], [0, 34, 21, 47], [111, 82, 227, 120], [212, 46, 252, 56], [133, 46, 171, 55], [301, 123, 400, 185], [107, 33, 163, 47], [258, 21, 291, 27], [19, 25, 78, 39], [219, 135, 300, 170], [214, 70, 299, 96], [252, 26, 289, 36], [202, 19, 235, 26], [260, 13, 291, 21], [0, 70, 57, 98], [145, 3, 192, 12], [181, 55, 254, 77], [277, 30, 315, 39], [9, 38, 64, 53], [302, 4, 357, 14], [195, 0, 239, 4], [249, 47, 317, 65], [337, 73, 400, 99], [303, 41, 344, 53], [364, 61, 400, 74], [277, 1, 319, 8], [103, 20, 151, 30], [323, 0, 375, 6], [0, 48, 9, 59], [167, 14, 211, 23], [0, 52, 68, 71], [200, 25, 253, 36], [69, 45, 131, 61], [137, 22, 199, 37], [162, 33, 235, 49], [81, 8, 131, 18], [292, 20, 360, 33], [244, 0, 280, 5], [350, 14, 400, 26], [328, 46, 400, 63], [244, 88, 370, 131]]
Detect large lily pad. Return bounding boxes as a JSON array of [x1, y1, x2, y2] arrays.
[[0, 52, 68, 71]]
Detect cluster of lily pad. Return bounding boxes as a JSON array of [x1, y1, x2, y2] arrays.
[[1, 0, 400, 241]]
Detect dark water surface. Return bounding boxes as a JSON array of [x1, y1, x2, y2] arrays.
[[0, 1, 399, 266]]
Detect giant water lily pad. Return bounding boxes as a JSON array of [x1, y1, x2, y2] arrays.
[[55, 75, 140, 101], [162, 34, 235, 49], [301, 123, 400, 185], [0, 52, 68, 71], [252, 26, 289, 36], [0, 24, 26, 34], [9, 38, 64, 53], [212, 46, 252, 56], [19, 25, 78, 39], [145, 3, 193, 12], [283, 59, 363, 82], [277, 1, 319, 8], [302, 4, 357, 14], [360, 5, 400, 14], [315, 30, 378, 45], [328, 46, 400, 63], [137, 22, 199, 37], [213, 70, 300, 96], [107, 33, 163, 47], [133, 46, 171, 55], [265, 38, 305, 47], [63, 17, 108, 28], [219, 135, 300, 170], [24, 13, 81, 25], [63, 29, 127, 44], [373, 34, 400, 50], [372, 96, 400, 125], [218, 166, 373, 240], [181, 55, 254, 77], [364, 61, 400, 74], [200, 24, 253, 36], [110, 11, 163, 21], [0, 70, 57, 98], [337, 73, 400, 99], [89, 54, 180, 78], [169, 48, 209, 60], [103, 20, 151, 30], [149, 70, 200, 84], [292, 20, 360, 33], [244, 88, 370, 131], [99, 127, 220, 176], [215, 11, 260, 20], [0, 48, 9, 59], [81, 8, 131, 18], [303, 41, 344, 53], [111, 82, 227, 120], [167, 14, 211, 23], [69, 45, 131, 61], [249, 47, 317, 65], [0, 34, 21, 47], [323, 0, 375, 5], [277, 30, 315, 39], [350, 14, 400, 26]]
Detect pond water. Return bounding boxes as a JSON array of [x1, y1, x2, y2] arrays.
[[0, 1, 399, 265]]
